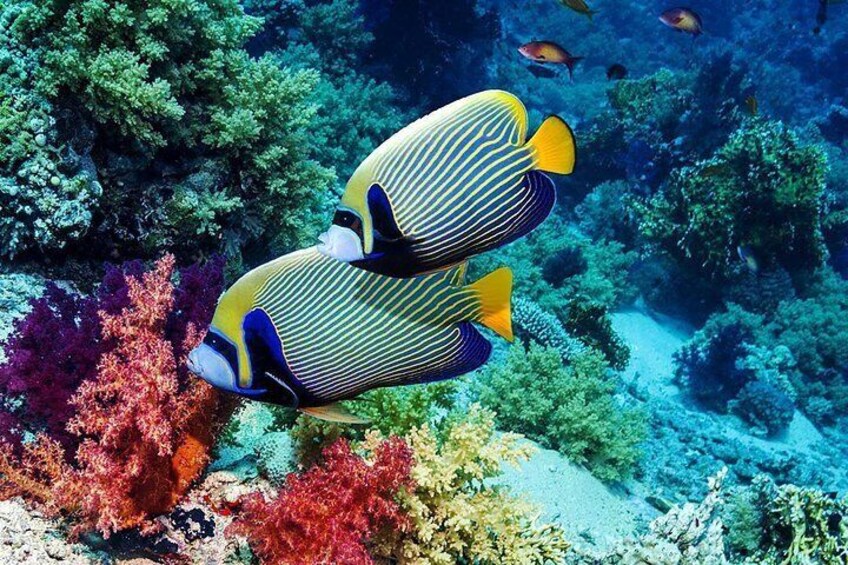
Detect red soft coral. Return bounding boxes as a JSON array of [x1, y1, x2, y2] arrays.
[[63, 255, 218, 536], [228, 437, 413, 565]]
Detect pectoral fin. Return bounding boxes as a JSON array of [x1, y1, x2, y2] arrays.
[[299, 402, 371, 425]]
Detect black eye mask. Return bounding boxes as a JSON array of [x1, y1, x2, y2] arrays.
[[332, 210, 364, 241], [203, 330, 238, 376]]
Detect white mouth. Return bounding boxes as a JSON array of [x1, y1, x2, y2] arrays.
[[316, 225, 365, 262]]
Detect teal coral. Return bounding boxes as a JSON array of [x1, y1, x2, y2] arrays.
[[512, 297, 586, 363], [478, 343, 645, 482], [0, 13, 100, 257]]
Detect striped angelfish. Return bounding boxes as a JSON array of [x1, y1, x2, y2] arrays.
[[317, 89, 577, 278], [187, 247, 512, 423]]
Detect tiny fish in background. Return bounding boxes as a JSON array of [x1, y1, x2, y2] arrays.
[[518, 41, 584, 80], [659, 7, 703, 37], [319, 90, 576, 278], [606, 63, 628, 80], [702, 162, 731, 177], [559, 0, 597, 20], [737, 245, 759, 273], [745, 95, 758, 116], [188, 248, 513, 423], [813, 0, 843, 33], [527, 64, 560, 79]]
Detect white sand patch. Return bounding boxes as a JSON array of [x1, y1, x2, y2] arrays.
[[611, 306, 692, 398], [495, 439, 657, 554]]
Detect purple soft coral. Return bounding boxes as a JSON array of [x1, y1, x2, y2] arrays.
[[0, 284, 101, 454]]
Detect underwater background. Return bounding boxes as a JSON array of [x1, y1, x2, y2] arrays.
[[0, 0, 847, 563]]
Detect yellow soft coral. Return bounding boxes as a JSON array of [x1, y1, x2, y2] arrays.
[[367, 404, 570, 565]]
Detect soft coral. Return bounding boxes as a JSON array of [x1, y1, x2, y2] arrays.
[[228, 437, 413, 565]]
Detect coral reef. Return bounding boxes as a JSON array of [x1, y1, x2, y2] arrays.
[[479, 343, 645, 482], [0, 255, 224, 537], [595, 469, 730, 564], [635, 119, 827, 279], [369, 404, 571, 564], [229, 437, 413, 565], [725, 474, 848, 564]]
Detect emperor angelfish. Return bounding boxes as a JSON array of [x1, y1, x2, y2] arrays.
[[317, 90, 576, 278], [187, 247, 512, 423]]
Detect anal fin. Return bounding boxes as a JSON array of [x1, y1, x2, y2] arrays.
[[300, 402, 371, 425]]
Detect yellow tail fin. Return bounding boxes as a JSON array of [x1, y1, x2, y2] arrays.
[[527, 115, 576, 175], [469, 267, 513, 341]]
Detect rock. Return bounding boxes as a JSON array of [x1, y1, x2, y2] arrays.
[[0, 499, 90, 564]]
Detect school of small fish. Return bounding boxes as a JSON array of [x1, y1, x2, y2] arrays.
[[189, 90, 576, 423]]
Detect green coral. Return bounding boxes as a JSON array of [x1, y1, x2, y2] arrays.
[[1, 0, 334, 265], [635, 119, 827, 279], [725, 475, 848, 564], [212, 403, 295, 483], [478, 343, 645, 482], [289, 380, 461, 466], [0, 14, 100, 257], [368, 405, 571, 565]]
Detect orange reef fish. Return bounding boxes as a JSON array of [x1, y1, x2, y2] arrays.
[[318, 90, 576, 278], [560, 0, 596, 20], [659, 7, 703, 36], [518, 41, 583, 79], [188, 248, 513, 423], [606, 63, 628, 80], [737, 245, 759, 273]]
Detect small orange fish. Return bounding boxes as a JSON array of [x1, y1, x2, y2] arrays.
[[659, 7, 703, 36], [518, 41, 584, 79]]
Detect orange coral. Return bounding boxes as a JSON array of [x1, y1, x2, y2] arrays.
[[62, 255, 219, 536]]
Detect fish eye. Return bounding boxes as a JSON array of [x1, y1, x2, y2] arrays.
[[333, 210, 363, 239], [202, 330, 239, 376]]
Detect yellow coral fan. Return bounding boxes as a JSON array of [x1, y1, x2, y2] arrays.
[[366, 404, 570, 564]]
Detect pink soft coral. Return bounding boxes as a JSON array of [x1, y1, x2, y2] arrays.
[[64, 255, 218, 536], [228, 437, 413, 565]]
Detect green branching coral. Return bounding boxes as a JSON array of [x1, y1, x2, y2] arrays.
[[2, 0, 334, 263], [478, 343, 645, 482], [368, 405, 571, 564], [725, 475, 848, 564], [289, 380, 461, 467], [635, 119, 827, 279]]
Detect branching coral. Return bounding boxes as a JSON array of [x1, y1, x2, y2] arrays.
[[228, 436, 414, 565], [2, 0, 333, 264], [513, 297, 586, 364], [479, 344, 645, 482], [725, 474, 848, 564], [598, 468, 730, 564], [369, 404, 571, 564], [0, 16, 100, 258], [635, 119, 827, 279], [0, 284, 101, 452], [66, 255, 219, 535]]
